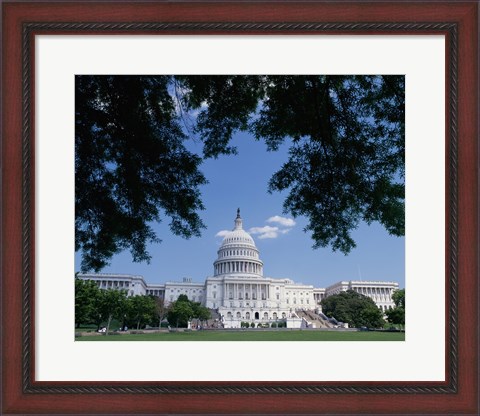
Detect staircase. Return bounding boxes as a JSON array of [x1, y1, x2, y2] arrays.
[[296, 309, 334, 329], [206, 309, 224, 329]]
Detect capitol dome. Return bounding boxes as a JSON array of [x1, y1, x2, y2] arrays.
[[213, 209, 263, 277], [220, 209, 256, 249]]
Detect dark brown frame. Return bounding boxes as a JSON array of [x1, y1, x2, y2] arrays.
[[2, 1, 478, 414]]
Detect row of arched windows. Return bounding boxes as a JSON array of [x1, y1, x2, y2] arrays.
[[226, 311, 286, 320]]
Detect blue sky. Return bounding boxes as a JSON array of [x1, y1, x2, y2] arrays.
[[75, 131, 405, 289]]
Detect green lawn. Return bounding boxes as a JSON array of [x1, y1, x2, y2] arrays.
[[76, 330, 404, 341]]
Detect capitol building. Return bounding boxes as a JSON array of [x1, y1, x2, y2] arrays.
[[78, 210, 400, 328]]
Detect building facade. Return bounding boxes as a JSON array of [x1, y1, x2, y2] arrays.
[[78, 210, 400, 328]]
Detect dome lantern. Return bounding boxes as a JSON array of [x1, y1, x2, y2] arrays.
[[234, 208, 242, 230]]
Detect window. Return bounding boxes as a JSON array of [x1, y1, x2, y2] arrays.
[[213, 292, 216, 299], [276, 294, 280, 300]]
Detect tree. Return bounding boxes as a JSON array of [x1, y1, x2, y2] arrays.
[[167, 299, 193, 328], [191, 302, 211, 322], [126, 295, 157, 330], [75, 277, 101, 327], [75, 76, 207, 272], [181, 75, 404, 254], [76, 75, 404, 270], [386, 289, 405, 328], [166, 295, 211, 328], [154, 296, 169, 328], [391, 288, 405, 309], [97, 289, 128, 335], [321, 290, 384, 328]]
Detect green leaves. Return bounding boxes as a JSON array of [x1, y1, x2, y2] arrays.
[[75, 277, 101, 327], [126, 295, 157, 330], [253, 76, 405, 253], [386, 289, 405, 327], [166, 295, 211, 328], [181, 75, 404, 254], [321, 290, 385, 328], [76, 75, 404, 270], [76, 76, 207, 271]]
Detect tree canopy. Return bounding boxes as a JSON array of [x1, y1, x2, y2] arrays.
[[321, 289, 385, 328], [385, 289, 405, 327], [76, 75, 404, 271], [166, 294, 211, 328], [75, 277, 164, 331]]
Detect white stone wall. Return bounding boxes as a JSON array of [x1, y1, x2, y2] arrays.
[[77, 274, 147, 296], [164, 280, 205, 305]]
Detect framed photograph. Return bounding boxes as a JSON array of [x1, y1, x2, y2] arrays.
[[2, 1, 478, 414]]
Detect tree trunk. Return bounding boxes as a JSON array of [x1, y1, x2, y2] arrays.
[[105, 314, 113, 336]]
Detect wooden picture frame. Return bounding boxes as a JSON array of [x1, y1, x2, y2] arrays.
[[2, 1, 478, 414]]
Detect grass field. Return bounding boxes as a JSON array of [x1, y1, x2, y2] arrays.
[[76, 330, 404, 341]]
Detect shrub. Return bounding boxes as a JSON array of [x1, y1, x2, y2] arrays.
[[271, 323, 277, 328], [250, 322, 255, 328]]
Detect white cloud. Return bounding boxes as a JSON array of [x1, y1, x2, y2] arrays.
[[267, 215, 296, 227], [216, 215, 294, 241], [249, 226, 281, 239]]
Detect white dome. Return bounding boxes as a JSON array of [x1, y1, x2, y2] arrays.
[[213, 209, 263, 277], [220, 209, 256, 248]]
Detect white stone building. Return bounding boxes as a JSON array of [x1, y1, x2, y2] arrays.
[[78, 210, 400, 328]]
